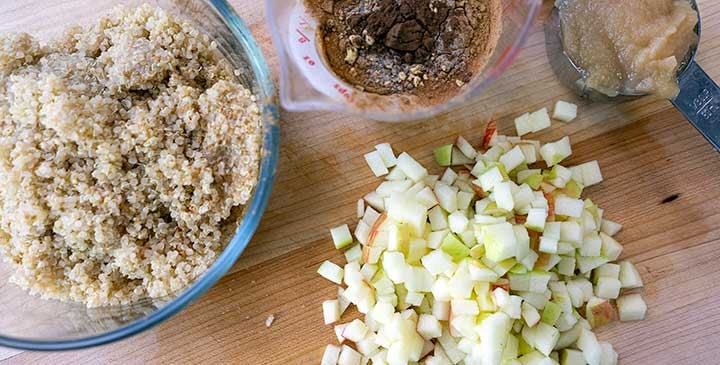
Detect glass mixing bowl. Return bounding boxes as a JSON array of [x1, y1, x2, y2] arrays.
[[0, 0, 279, 350], [266, 0, 542, 121]]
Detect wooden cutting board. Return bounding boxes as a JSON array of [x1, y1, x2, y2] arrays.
[[8, 0, 720, 364]]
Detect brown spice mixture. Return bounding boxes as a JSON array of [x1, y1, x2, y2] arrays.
[[310, 0, 501, 98]]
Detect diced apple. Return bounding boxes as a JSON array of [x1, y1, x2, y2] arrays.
[[330, 224, 354, 249], [456, 135, 478, 159], [448, 210, 469, 233], [530, 108, 552, 133], [481, 222, 519, 262], [495, 182, 516, 211], [452, 147, 475, 165], [526, 208, 547, 232], [435, 183, 459, 213], [500, 146, 527, 172], [515, 113, 533, 137], [322, 344, 342, 365], [539, 236, 559, 254], [441, 233, 470, 262], [554, 196, 584, 218], [561, 349, 585, 365], [599, 342, 618, 365], [585, 297, 616, 328], [478, 312, 512, 365], [541, 301, 562, 325], [619, 261, 643, 289], [365, 150, 390, 177], [600, 219, 622, 236], [593, 263, 620, 282], [577, 328, 602, 365], [540, 137, 572, 167], [373, 143, 397, 167], [417, 314, 443, 340], [552, 101, 577, 123], [432, 300, 450, 321], [522, 322, 559, 356], [479, 166, 505, 191], [522, 302, 541, 327], [616, 294, 647, 321], [318, 261, 344, 284], [397, 152, 428, 182], [577, 256, 608, 274], [599, 233, 623, 261]]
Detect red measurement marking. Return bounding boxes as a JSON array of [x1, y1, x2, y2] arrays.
[[296, 28, 310, 44], [299, 15, 311, 28], [302, 55, 316, 66], [334, 84, 353, 101]]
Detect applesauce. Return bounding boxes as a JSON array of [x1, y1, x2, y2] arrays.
[[558, 0, 698, 99]]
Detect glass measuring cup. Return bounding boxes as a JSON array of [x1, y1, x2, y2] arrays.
[[266, 0, 542, 122], [545, 0, 720, 151]]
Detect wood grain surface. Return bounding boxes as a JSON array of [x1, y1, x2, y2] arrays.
[[4, 0, 720, 364]]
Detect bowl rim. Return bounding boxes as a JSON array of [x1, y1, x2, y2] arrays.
[[0, 0, 280, 351]]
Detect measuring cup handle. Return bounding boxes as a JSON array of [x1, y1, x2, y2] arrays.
[[671, 61, 720, 151]]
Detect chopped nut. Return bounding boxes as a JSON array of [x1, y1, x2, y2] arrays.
[[345, 47, 358, 64], [455, 79, 465, 87], [398, 71, 408, 81]]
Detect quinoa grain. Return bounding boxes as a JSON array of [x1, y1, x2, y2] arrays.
[[0, 5, 262, 307]]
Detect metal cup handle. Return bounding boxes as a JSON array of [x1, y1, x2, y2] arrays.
[[672, 61, 720, 151]]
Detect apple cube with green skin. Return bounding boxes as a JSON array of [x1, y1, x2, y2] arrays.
[[561, 349, 585, 365], [586, 297, 617, 328], [619, 261, 643, 289], [330, 224, 354, 249], [540, 136, 572, 167], [526, 208, 548, 232], [599, 233, 623, 261], [594, 277, 621, 299], [433, 144, 454, 167], [541, 301, 562, 325], [617, 294, 647, 321], [441, 233, 470, 262], [481, 222, 518, 262]]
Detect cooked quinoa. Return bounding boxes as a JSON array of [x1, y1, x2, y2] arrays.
[[0, 5, 262, 307]]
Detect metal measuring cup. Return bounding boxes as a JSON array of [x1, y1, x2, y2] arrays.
[[545, 0, 720, 151]]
